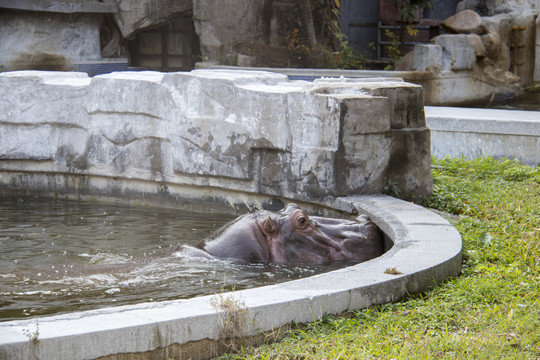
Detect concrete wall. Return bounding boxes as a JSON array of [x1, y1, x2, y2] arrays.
[[0, 70, 432, 203], [426, 106, 540, 166]]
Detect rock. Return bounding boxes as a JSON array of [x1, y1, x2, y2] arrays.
[[394, 51, 414, 71], [466, 34, 487, 57], [442, 9, 488, 34], [113, 0, 192, 38], [508, 9, 538, 86], [0, 0, 117, 14], [482, 12, 513, 44], [481, 13, 513, 73], [234, 42, 296, 68], [236, 54, 258, 67], [456, 0, 491, 16], [481, 30, 510, 70], [0, 12, 102, 71], [269, 0, 298, 47], [193, 0, 271, 65]]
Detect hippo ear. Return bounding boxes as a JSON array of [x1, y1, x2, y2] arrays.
[[260, 216, 278, 236]]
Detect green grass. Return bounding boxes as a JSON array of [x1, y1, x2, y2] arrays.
[[218, 157, 540, 359]]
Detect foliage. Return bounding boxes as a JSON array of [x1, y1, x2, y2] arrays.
[[384, 29, 402, 70], [217, 157, 540, 359], [384, 0, 433, 69], [285, 26, 311, 55], [393, 0, 433, 24], [310, 0, 371, 69]]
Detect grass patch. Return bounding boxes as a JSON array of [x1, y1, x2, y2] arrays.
[[217, 157, 540, 359]]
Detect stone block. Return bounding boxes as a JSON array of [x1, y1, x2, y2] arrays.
[[482, 13, 513, 71], [86, 71, 170, 120], [335, 127, 434, 199], [363, 83, 426, 129], [0, 71, 90, 126], [434, 34, 477, 70], [339, 96, 391, 135], [287, 92, 341, 150], [412, 44, 444, 71], [426, 106, 540, 166], [386, 128, 433, 198], [256, 149, 294, 196], [290, 149, 336, 198], [335, 133, 392, 195]]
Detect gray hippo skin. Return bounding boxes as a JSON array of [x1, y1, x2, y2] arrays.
[[191, 203, 384, 264]]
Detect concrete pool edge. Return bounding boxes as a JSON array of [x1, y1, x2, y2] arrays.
[[0, 195, 462, 360]]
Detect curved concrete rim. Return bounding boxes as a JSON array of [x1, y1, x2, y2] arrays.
[[0, 194, 462, 360]]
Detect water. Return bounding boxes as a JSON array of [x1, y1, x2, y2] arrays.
[[488, 91, 540, 111], [0, 198, 355, 321]]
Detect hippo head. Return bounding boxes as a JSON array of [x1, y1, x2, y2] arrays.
[[197, 203, 384, 264]]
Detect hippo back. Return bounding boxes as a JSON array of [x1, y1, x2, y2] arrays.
[[197, 213, 271, 263]]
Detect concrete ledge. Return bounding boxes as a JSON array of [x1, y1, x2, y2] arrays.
[[0, 195, 462, 360], [0, 70, 433, 200], [0, 0, 117, 13], [196, 62, 439, 83], [426, 106, 540, 166], [195, 63, 515, 106]]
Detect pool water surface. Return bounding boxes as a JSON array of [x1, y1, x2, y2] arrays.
[[0, 198, 358, 321]]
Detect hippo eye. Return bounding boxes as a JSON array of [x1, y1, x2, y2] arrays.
[[297, 216, 308, 228]]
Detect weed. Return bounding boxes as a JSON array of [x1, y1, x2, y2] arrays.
[[385, 267, 404, 275], [210, 290, 250, 352], [325, 0, 371, 69], [383, 179, 401, 198], [23, 320, 40, 344]]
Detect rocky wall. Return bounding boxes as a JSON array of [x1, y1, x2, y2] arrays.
[[0, 70, 432, 203], [0, 11, 103, 71], [114, 0, 193, 38]]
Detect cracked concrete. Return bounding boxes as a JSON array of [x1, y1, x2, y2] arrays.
[[0, 69, 432, 200]]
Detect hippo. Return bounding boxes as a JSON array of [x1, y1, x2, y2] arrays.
[[173, 203, 384, 264]]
